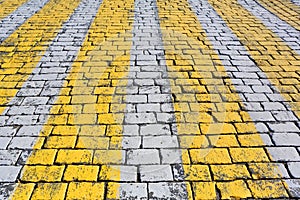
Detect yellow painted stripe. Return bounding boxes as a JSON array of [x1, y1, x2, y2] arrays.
[[0, 0, 29, 20], [257, 0, 300, 30], [157, 0, 289, 198], [11, 0, 135, 199], [208, 0, 300, 119], [0, 0, 82, 115]]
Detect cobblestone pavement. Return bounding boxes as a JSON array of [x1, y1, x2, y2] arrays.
[[0, 0, 299, 199]]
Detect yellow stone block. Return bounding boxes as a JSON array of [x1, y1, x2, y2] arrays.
[[76, 136, 109, 149], [68, 114, 97, 125], [21, 166, 64, 182], [44, 136, 76, 148], [99, 165, 121, 181], [56, 150, 92, 164], [192, 182, 216, 200], [59, 105, 82, 114], [234, 122, 257, 133], [201, 123, 236, 135], [190, 148, 231, 164], [79, 125, 106, 136], [214, 112, 242, 122], [184, 112, 212, 123], [26, 149, 57, 165], [10, 183, 35, 200], [211, 164, 250, 180], [98, 113, 124, 124], [176, 123, 201, 135], [209, 135, 239, 147], [247, 180, 289, 198], [94, 87, 115, 94], [230, 148, 270, 162], [83, 104, 109, 113], [248, 163, 285, 179], [238, 134, 265, 146], [63, 165, 99, 181], [189, 103, 215, 112], [107, 125, 123, 136], [52, 126, 79, 136], [47, 114, 68, 125], [31, 183, 67, 200], [71, 95, 97, 104], [66, 182, 105, 200], [93, 150, 124, 164], [109, 137, 123, 149], [179, 136, 209, 148], [217, 180, 252, 199], [182, 165, 211, 181]]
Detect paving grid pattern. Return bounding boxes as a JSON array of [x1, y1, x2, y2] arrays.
[[0, 0, 50, 43], [0, 0, 299, 199]]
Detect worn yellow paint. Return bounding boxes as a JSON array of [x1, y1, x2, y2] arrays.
[[247, 180, 289, 198], [63, 165, 99, 181], [156, 0, 290, 198], [66, 182, 105, 200], [217, 180, 252, 199], [181, 165, 211, 181], [0, 0, 29, 20], [208, 0, 300, 119], [9, 183, 35, 200], [0, 0, 82, 115], [56, 149, 93, 164], [211, 164, 250, 180], [31, 183, 68, 200], [11, 0, 135, 199], [21, 165, 65, 182], [257, 0, 300, 30]]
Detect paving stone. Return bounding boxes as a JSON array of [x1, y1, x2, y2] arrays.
[[157, 113, 176, 123], [262, 102, 286, 111], [143, 136, 179, 148], [123, 125, 140, 136], [117, 183, 147, 199], [267, 147, 300, 161], [0, 150, 21, 165], [6, 106, 36, 115], [6, 116, 39, 125], [272, 111, 298, 121], [21, 97, 49, 106], [0, 127, 18, 137], [125, 95, 147, 103], [268, 123, 299, 133], [248, 112, 276, 122], [8, 137, 38, 149], [122, 137, 141, 149], [125, 113, 156, 124], [0, 166, 21, 182], [137, 104, 160, 112], [16, 126, 43, 136], [139, 86, 160, 94], [285, 179, 300, 197], [272, 133, 300, 146], [0, 183, 16, 200], [148, 182, 188, 199], [0, 138, 11, 149], [161, 149, 184, 164], [148, 94, 173, 103], [287, 162, 300, 178], [126, 149, 160, 165], [140, 165, 173, 181], [140, 124, 171, 136]]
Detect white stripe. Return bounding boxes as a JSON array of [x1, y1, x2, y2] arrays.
[[0, 0, 103, 198], [0, 0, 50, 43], [238, 0, 300, 54]]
